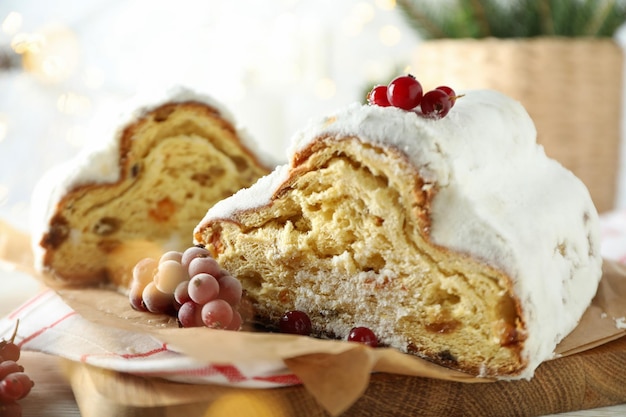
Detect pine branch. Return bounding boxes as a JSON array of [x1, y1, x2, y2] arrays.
[[395, 0, 449, 39], [468, 0, 491, 37], [537, 0, 555, 36], [395, 0, 626, 38], [584, 0, 614, 36]]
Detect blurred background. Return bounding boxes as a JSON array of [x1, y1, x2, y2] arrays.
[[0, 0, 420, 233], [1, 0, 626, 233]]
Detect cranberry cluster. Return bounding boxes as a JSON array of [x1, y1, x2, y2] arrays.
[[0, 322, 34, 417], [367, 74, 460, 119], [279, 310, 378, 348]]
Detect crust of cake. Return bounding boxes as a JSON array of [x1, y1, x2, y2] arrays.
[[195, 135, 527, 377], [39, 101, 270, 289]]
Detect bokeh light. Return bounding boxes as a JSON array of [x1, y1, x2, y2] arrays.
[[1, 11, 22, 34], [314, 77, 337, 99], [379, 24, 402, 45], [375, 0, 397, 10], [0, 0, 420, 231], [20, 24, 80, 84], [0, 114, 8, 143]]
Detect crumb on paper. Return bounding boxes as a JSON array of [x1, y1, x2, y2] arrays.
[[615, 317, 626, 329], [600, 312, 608, 319]]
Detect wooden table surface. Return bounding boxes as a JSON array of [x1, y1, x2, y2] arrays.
[[14, 351, 626, 417]]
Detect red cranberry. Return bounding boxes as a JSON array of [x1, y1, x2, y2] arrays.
[[347, 326, 378, 347], [279, 310, 312, 335], [367, 85, 391, 107], [387, 74, 423, 110], [421, 89, 453, 118]]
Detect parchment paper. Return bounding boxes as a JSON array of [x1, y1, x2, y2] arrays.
[[2, 219, 625, 416]]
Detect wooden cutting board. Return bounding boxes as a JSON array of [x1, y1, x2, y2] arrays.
[[56, 335, 626, 417]]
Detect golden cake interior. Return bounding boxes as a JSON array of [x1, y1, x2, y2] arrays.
[[197, 136, 527, 377], [41, 102, 270, 289]]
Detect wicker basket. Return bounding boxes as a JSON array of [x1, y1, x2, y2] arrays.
[[414, 37, 624, 213]]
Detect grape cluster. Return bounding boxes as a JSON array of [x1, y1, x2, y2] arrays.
[[367, 74, 461, 119], [0, 322, 34, 417], [129, 246, 243, 330]]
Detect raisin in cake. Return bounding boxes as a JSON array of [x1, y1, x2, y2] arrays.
[[193, 89, 602, 379], [32, 86, 274, 289]]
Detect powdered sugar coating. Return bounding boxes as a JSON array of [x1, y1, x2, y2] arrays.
[[197, 89, 602, 379], [195, 164, 291, 221]]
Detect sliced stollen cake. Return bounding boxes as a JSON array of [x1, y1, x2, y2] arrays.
[[32, 86, 274, 289], [193, 89, 602, 379]]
